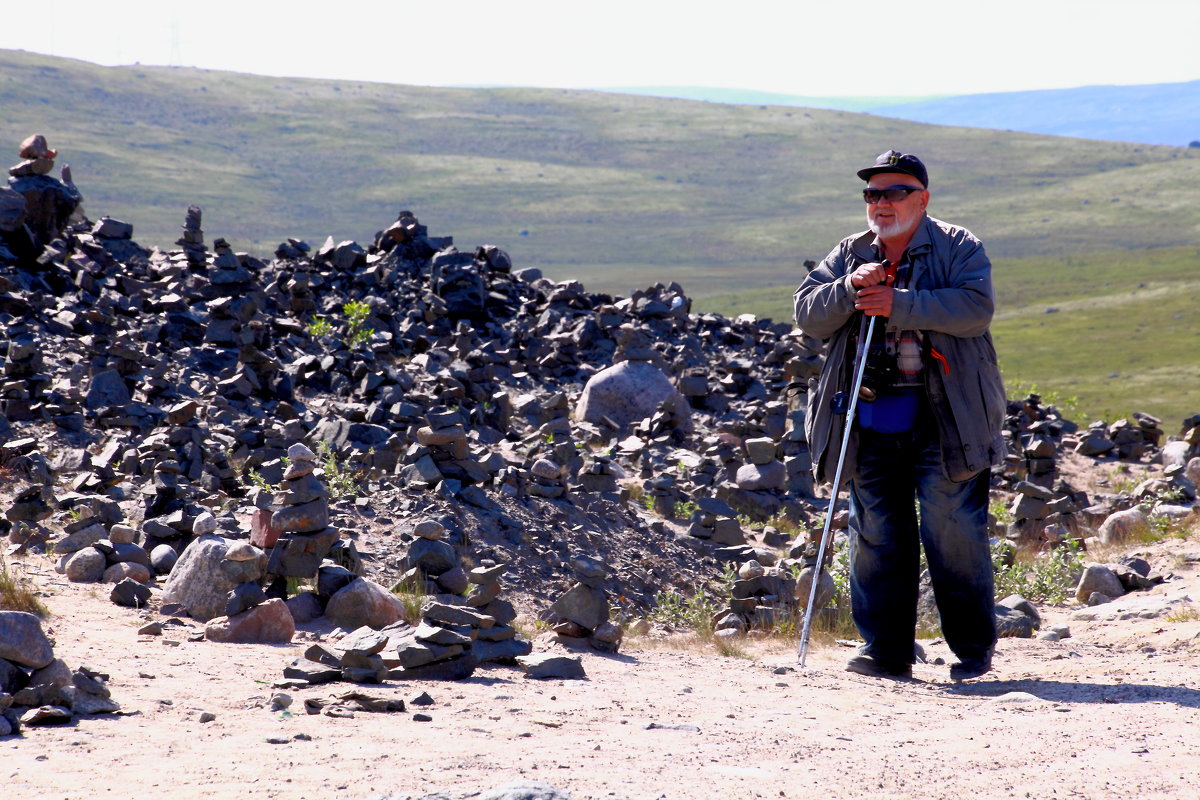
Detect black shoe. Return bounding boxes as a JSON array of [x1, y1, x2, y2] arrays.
[[950, 656, 992, 681], [845, 654, 912, 680]]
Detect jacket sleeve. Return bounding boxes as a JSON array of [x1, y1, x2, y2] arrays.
[[886, 230, 994, 338], [793, 243, 860, 339]]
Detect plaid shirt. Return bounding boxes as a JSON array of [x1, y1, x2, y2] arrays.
[[873, 246, 924, 388]]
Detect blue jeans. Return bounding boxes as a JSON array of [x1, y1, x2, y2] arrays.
[[848, 421, 996, 666]]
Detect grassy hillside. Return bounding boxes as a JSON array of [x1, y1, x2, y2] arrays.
[[2, 50, 1198, 423]]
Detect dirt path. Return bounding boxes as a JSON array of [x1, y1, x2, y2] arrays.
[[5, 539, 1200, 800]]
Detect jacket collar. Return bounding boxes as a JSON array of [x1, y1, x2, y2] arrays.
[[849, 213, 934, 262]]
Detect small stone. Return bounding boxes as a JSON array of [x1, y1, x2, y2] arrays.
[[199, 711, 216, 723], [412, 519, 446, 540]]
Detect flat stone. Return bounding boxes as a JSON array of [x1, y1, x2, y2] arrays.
[[423, 603, 496, 629], [414, 622, 473, 646], [473, 636, 533, 664], [338, 626, 389, 656], [389, 653, 476, 681], [516, 654, 587, 680], [53, 522, 108, 554], [271, 498, 330, 534]]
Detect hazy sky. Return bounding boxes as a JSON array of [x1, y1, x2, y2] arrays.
[[4, 0, 1198, 97]]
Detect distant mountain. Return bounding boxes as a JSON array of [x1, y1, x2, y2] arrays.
[[599, 86, 944, 112], [864, 81, 1200, 147], [605, 82, 1200, 147]]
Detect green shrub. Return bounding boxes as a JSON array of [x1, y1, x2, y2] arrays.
[[992, 538, 1085, 604]]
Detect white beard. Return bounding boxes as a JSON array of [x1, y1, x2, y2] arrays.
[[868, 216, 914, 239]]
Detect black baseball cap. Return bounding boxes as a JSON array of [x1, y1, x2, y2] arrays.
[[857, 150, 928, 188]]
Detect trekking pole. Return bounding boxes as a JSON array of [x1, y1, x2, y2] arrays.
[[797, 312, 877, 666]]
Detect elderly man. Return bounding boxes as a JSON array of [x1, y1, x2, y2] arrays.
[[794, 150, 1006, 680]]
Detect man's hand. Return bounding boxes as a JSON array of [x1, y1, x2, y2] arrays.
[[851, 262, 894, 317], [850, 262, 891, 288], [854, 285, 893, 317]]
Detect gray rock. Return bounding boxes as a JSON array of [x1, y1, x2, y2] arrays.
[[266, 527, 341, 578], [575, 359, 692, 433], [794, 566, 835, 610], [995, 605, 1036, 638], [271, 498, 330, 533], [423, 603, 495, 629], [102, 562, 152, 585], [435, 565, 470, 595], [413, 519, 446, 540], [550, 583, 608, 631], [150, 544, 178, 575], [480, 782, 574, 800], [744, 437, 777, 465], [516, 654, 586, 680], [108, 524, 137, 545], [192, 512, 219, 536], [389, 653, 476, 681], [53, 522, 108, 554], [64, 547, 106, 582], [20, 704, 73, 726], [84, 369, 131, 410], [997, 594, 1042, 627], [406, 537, 458, 576], [735, 461, 787, 491], [0, 612, 54, 669], [285, 592, 324, 624], [414, 622, 473, 647], [111, 578, 152, 608], [1097, 508, 1149, 546], [325, 578, 406, 630], [1076, 564, 1126, 603], [161, 535, 241, 622]]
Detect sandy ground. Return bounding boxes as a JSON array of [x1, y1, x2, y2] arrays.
[[5, 535, 1200, 800]]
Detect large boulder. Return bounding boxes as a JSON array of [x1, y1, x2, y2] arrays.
[[1097, 508, 1150, 546], [0, 611, 54, 669], [160, 535, 241, 622], [205, 599, 295, 644], [574, 359, 692, 433], [324, 578, 406, 630]]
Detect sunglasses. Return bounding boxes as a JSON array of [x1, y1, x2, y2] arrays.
[[862, 185, 924, 203]]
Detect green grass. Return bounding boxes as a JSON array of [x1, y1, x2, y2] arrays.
[[3, 49, 1199, 422]]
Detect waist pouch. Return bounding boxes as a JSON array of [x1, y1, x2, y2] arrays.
[[859, 387, 922, 433]]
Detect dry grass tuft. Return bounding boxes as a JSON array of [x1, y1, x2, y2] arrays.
[[0, 557, 49, 617]]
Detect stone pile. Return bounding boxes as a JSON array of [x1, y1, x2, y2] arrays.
[[4, 134, 82, 255], [0, 610, 120, 736], [396, 518, 464, 595], [548, 555, 622, 652], [714, 558, 799, 634], [265, 443, 342, 592]]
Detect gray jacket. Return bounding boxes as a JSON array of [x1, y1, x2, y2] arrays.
[[793, 214, 1007, 486]]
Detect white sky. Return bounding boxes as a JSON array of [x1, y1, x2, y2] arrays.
[[3, 0, 1198, 97]]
